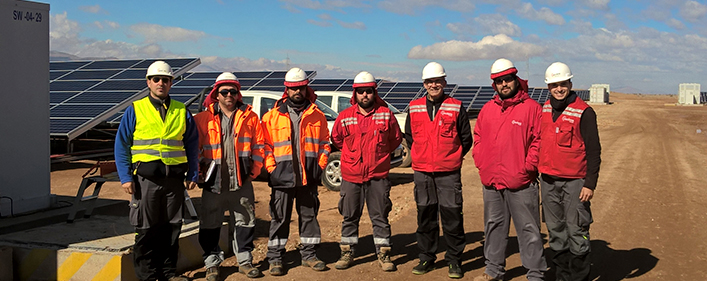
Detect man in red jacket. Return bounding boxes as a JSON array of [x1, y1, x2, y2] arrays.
[[472, 59, 546, 281], [330, 71, 402, 272], [539, 62, 601, 281]]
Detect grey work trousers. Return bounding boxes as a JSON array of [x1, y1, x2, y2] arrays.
[[338, 178, 392, 253], [540, 175, 593, 281], [130, 174, 185, 281], [267, 184, 321, 263], [413, 170, 466, 264], [482, 182, 546, 281], [199, 180, 256, 268]]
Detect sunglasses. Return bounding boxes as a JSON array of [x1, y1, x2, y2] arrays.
[[219, 89, 240, 96], [493, 75, 515, 84], [150, 77, 172, 83], [355, 88, 374, 95]]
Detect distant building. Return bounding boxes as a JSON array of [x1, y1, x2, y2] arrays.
[[590, 84, 610, 103], [678, 83, 701, 105]]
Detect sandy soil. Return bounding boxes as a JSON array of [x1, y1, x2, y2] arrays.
[[49, 93, 707, 280]]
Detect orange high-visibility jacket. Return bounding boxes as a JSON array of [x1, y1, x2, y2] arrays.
[[194, 103, 265, 188], [261, 99, 331, 188]]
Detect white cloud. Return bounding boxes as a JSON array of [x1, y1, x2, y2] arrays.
[[106, 21, 120, 29], [307, 19, 332, 27], [337, 20, 366, 30], [50, 12, 83, 52], [278, 0, 370, 12], [474, 14, 522, 37], [516, 3, 565, 25], [407, 34, 546, 61], [130, 23, 207, 44], [318, 13, 333, 20], [581, 0, 610, 11], [378, 0, 475, 15], [666, 18, 686, 30], [78, 5, 106, 14], [680, 1, 707, 22], [92, 20, 120, 30]]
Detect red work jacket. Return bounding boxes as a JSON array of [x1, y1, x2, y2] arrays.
[[408, 97, 463, 172], [538, 98, 589, 178]]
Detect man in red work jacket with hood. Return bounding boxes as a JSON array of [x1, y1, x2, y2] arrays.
[[330, 71, 402, 272], [472, 59, 546, 281]]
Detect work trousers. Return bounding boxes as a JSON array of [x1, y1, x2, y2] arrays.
[[199, 180, 256, 268], [413, 170, 466, 264], [267, 184, 321, 263], [540, 174, 592, 281], [482, 182, 546, 281], [338, 178, 392, 254], [129, 174, 185, 281]]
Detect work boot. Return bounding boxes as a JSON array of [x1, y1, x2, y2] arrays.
[[473, 272, 501, 281], [167, 276, 189, 281], [377, 247, 395, 271], [239, 263, 260, 278], [301, 257, 327, 271], [335, 244, 354, 270], [269, 262, 285, 276], [411, 260, 434, 275], [448, 262, 463, 279], [205, 266, 219, 281]]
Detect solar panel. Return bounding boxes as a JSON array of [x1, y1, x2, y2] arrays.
[[49, 58, 201, 139], [468, 86, 496, 110], [450, 86, 481, 111], [701, 92, 707, 104]]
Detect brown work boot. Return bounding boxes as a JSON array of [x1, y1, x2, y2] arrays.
[[301, 257, 327, 271], [269, 262, 285, 276], [167, 276, 189, 281], [239, 263, 260, 278], [204, 266, 219, 281], [335, 244, 354, 270], [473, 272, 501, 281], [377, 247, 396, 271]]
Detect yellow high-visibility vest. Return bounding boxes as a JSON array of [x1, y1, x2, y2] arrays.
[[131, 97, 187, 165]]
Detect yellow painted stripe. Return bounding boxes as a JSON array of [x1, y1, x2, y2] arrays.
[[91, 255, 122, 281], [57, 252, 93, 281], [19, 248, 52, 281]]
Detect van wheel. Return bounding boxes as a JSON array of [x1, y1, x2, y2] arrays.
[[400, 139, 412, 168], [322, 152, 342, 191]]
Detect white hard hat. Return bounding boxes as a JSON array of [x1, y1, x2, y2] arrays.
[[421, 62, 446, 80], [490, 58, 517, 79], [544, 62, 573, 84], [353, 71, 376, 87], [215, 72, 238, 83], [146, 61, 173, 79], [284, 67, 309, 87]]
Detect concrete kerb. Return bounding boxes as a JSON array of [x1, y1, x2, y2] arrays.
[[0, 216, 230, 281]]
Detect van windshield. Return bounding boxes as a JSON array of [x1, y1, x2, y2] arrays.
[[315, 100, 338, 121]]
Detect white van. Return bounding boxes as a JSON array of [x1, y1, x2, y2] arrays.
[[212, 90, 403, 191], [315, 91, 411, 167]]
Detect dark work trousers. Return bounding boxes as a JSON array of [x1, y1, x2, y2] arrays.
[[199, 180, 256, 268], [338, 178, 393, 254], [540, 174, 592, 281], [130, 174, 185, 281], [482, 182, 546, 281], [267, 184, 322, 263], [413, 170, 466, 265]]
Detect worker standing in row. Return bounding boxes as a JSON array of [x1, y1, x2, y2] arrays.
[[115, 61, 199, 281], [405, 62, 473, 279], [261, 67, 331, 276], [472, 59, 546, 281], [539, 62, 601, 281], [194, 72, 265, 280], [330, 71, 402, 272]]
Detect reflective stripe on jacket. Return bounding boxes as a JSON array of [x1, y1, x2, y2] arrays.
[[262, 99, 331, 188], [538, 98, 589, 178], [408, 97, 463, 172], [131, 97, 187, 165], [331, 105, 402, 183], [194, 103, 265, 189]]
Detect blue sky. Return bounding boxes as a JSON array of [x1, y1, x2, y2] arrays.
[[47, 0, 707, 94]]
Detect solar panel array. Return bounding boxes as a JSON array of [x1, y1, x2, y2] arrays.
[[50, 58, 200, 139], [575, 90, 590, 101], [701, 92, 707, 104]]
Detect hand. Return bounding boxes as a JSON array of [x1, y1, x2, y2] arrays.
[[186, 181, 197, 190], [122, 182, 134, 194], [579, 187, 594, 202]]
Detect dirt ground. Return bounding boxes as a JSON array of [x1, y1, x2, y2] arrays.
[[49, 93, 707, 280]]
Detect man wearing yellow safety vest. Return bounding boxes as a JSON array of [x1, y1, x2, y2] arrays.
[[115, 61, 199, 281], [194, 72, 265, 280], [262, 67, 331, 276]]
